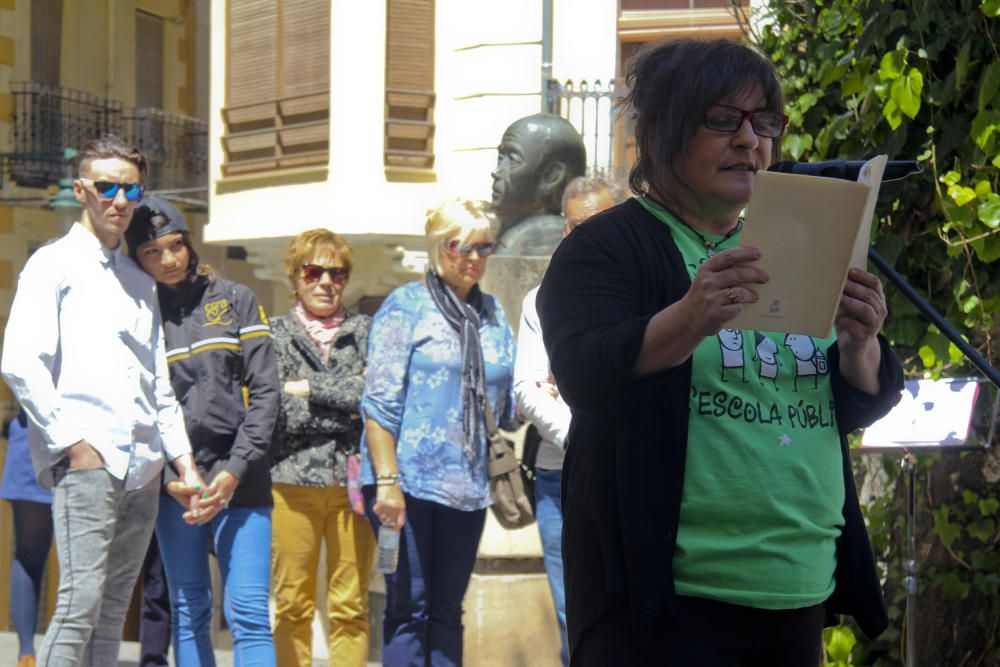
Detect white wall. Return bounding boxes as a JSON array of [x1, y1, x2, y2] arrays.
[[205, 0, 621, 296]]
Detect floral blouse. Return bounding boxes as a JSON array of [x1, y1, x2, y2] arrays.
[[361, 281, 517, 511]]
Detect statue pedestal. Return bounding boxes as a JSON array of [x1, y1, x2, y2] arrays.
[[462, 255, 562, 665], [480, 255, 550, 338]]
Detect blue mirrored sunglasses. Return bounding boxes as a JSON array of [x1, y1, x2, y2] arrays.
[[79, 178, 145, 202]]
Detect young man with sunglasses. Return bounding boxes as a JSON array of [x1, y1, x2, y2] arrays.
[[2, 135, 211, 666]]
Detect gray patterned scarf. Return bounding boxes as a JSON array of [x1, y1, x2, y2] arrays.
[[424, 271, 487, 466]]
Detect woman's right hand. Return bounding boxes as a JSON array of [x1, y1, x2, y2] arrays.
[[681, 246, 769, 337], [374, 483, 407, 531]]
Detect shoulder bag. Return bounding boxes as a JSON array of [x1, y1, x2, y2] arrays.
[[484, 399, 535, 529]]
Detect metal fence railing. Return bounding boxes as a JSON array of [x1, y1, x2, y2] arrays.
[[546, 78, 632, 181], [9, 81, 123, 188], [123, 108, 209, 193], [7, 82, 208, 197]]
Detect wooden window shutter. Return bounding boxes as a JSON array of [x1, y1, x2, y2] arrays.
[[226, 0, 278, 109], [282, 0, 329, 98], [223, 0, 330, 175], [385, 0, 435, 170], [224, 0, 280, 173], [135, 12, 164, 109], [31, 0, 63, 84], [279, 0, 330, 161]]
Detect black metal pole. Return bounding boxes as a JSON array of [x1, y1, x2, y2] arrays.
[[541, 0, 554, 114], [869, 247, 1000, 389], [903, 453, 918, 667]]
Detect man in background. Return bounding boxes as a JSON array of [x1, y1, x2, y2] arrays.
[[514, 176, 621, 666]]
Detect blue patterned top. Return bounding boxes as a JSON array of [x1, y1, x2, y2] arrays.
[[361, 281, 517, 511]]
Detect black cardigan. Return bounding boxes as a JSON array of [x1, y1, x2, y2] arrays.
[[537, 198, 903, 654]]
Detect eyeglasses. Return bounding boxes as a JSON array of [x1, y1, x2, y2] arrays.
[[442, 240, 497, 257], [78, 178, 145, 202], [301, 264, 349, 284], [704, 105, 788, 139]]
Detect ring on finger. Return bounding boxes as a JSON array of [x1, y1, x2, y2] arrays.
[[726, 289, 740, 305]]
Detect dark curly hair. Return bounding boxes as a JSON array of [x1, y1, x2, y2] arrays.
[[624, 39, 784, 208]]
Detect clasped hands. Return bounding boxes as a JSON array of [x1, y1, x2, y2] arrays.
[[166, 469, 240, 526]]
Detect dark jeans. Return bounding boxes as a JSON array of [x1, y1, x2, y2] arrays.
[[572, 595, 825, 667], [364, 489, 487, 667], [9, 499, 53, 657], [139, 533, 171, 667]]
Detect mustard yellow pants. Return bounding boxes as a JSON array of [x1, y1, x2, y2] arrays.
[[271, 484, 376, 667]]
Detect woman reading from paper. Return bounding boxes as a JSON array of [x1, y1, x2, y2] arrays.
[[537, 39, 904, 665]]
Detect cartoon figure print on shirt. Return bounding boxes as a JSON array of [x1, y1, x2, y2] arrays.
[[717, 328, 746, 382], [752, 332, 781, 387], [784, 333, 828, 390], [712, 330, 828, 391]]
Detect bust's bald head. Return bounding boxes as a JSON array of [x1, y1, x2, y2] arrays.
[[490, 114, 587, 230]]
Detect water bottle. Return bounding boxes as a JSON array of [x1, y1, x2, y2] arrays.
[[376, 525, 400, 574]]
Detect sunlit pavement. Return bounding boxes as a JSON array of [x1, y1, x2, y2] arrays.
[[0, 632, 380, 666]]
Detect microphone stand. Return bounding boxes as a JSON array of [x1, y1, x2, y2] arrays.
[[866, 233, 998, 667]]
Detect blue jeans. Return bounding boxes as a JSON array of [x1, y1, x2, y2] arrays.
[[536, 468, 568, 666], [364, 488, 486, 667], [155, 498, 276, 667]]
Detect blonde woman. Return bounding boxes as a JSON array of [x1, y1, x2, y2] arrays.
[[362, 201, 517, 666], [269, 230, 375, 667]]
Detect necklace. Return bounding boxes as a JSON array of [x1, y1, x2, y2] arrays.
[[681, 219, 743, 257]]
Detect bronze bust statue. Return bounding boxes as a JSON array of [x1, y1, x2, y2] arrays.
[[491, 114, 587, 256]]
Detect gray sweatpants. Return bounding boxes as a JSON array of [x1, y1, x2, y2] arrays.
[[38, 466, 159, 667]]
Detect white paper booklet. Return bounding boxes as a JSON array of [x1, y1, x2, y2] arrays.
[[729, 155, 888, 337]]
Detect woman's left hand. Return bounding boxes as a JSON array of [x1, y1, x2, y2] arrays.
[[205, 470, 240, 509], [835, 267, 887, 352], [835, 267, 887, 395]]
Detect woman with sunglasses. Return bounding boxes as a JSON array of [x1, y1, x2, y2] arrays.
[[537, 40, 904, 665], [125, 197, 280, 667], [362, 200, 516, 666], [268, 229, 375, 667]]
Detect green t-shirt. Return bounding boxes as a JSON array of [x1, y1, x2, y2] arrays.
[[638, 196, 845, 610]]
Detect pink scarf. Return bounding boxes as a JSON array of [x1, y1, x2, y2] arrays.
[[293, 300, 345, 363]]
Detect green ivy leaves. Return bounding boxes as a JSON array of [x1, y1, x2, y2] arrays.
[[750, 5, 1000, 656], [879, 50, 924, 129], [823, 625, 858, 666]]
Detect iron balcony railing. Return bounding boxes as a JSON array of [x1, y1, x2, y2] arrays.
[[546, 78, 632, 181], [123, 108, 208, 192], [9, 81, 123, 188], [8, 81, 208, 195]]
